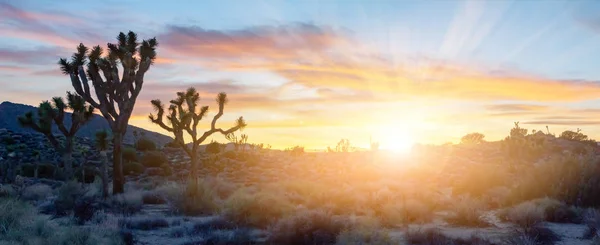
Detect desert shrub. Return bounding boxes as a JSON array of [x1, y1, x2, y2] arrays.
[[55, 181, 84, 216], [376, 203, 405, 227], [446, 195, 489, 227], [335, 228, 396, 245], [405, 228, 496, 245], [404, 228, 453, 245], [164, 140, 180, 148], [0, 198, 35, 235], [161, 164, 173, 176], [0, 185, 15, 198], [158, 179, 230, 216], [286, 145, 305, 156], [461, 132, 485, 145], [110, 191, 143, 215], [51, 226, 96, 245], [136, 138, 156, 151], [20, 184, 52, 202], [122, 147, 138, 163], [223, 188, 294, 228], [500, 198, 583, 227], [205, 140, 223, 154], [499, 201, 544, 228], [400, 199, 433, 224], [584, 209, 600, 239], [453, 165, 509, 197], [123, 161, 145, 175], [118, 217, 169, 230], [140, 151, 167, 168], [73, 195, 99, 225], [509, 223, 561, 245], [268, 209, 346, 245], [142, 190, 166, 204]]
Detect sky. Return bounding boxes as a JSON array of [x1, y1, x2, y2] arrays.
[[3, 0, 600, 149]]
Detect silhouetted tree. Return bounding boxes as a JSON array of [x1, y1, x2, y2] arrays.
[[148, 87, 246, 188], [225, 133, 248, 151], [18, 92, 94, 180], [58, 31, 158, 194]]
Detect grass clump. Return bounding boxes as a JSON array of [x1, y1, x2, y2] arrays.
[[20, 184, 52, 202], [110, 191, 143, 215], [446, 195, 489, 227], [268, 209, 346, 244], [223, 187, 294, 228], [335, 228, 397, 245]]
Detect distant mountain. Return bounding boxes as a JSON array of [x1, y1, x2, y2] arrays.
[[0, 101, 173, 146]]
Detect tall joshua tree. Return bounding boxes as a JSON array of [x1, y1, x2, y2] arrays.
[[18, 92, 94, 180], [58, 31, 158, 194], [149, 88, 246, 186]]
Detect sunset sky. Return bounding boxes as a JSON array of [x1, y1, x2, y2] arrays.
[[3, 0, 600, 149]]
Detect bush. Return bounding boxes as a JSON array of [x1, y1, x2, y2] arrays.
[[141, 151, 167, 168], [111, 191, 143, 215], [123, 147, 138, 163], [335, 228, 397, 245], [21, 184, 52, 202], [0, 198, 35, 235], [223, 188, 294, 228], [0, 185, 15, 198], [20, 163, 56, 179], [446, 195, 489, 227], [269, 209, 347, 245], [136, 138, 156, 151], [500, 198, 583, 227], [142, 191, 166, 204], [123, 162, 145, 176], [73, 195, 99, 225], [405, 228, 496, 245], [583, 209, 600, 239], [509, 223, 561, 245], [55, 181, 84, 216], [119, 217, 169, 230]]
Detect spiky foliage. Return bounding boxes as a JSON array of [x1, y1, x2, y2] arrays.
[[95, 130, 110, 199], [18, 92, 94, 179], [336, 139, 351, 152], [225, 133, 248, 151], [58, 31, 158, 194], [148, 87, 246, 183]]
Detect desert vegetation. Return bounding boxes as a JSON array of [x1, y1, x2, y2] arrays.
[[2, 30, 600, 245]]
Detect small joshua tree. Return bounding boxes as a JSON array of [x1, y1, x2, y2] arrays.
[[59, 31, 158, 194], [95, 130, 110, 199], [225, 133, 248, 152], [18, 92, 94, 180], [149, 87, 246, 188]]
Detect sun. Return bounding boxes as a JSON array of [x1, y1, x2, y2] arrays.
[[375, 126, 415, 154]]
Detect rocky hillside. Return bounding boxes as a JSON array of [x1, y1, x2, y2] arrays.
[[0, 101, 172, 146]]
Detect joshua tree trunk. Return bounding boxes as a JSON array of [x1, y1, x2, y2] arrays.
[[63, 137, 74, 180], [112, 132, 124, 194], [100, 151, 109, 199]]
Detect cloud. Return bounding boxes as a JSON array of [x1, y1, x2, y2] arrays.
[[485, 104, 549, 112], [157, 23, 600, 103], [522, 120, 600, 126], [158, 23, 350, 60], [0, 46, 66, 65]]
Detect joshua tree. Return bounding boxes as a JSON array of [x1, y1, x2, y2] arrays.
[[149, 87, 246, 188], [225, 133, 248, 152], [95, 130, 110, 199], [58, 31, 158, 194], [18, 92, 94, 180], [336, 139, 351, 152]]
